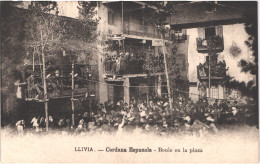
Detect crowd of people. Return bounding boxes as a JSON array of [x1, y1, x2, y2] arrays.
[[105, 52, 164, 75], [198, 60, 228, 78], [197, 35, 223, 49], [15, 95, 256, 137]]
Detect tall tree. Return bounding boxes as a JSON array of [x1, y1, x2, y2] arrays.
[[239, 4, 257, 76], [1, 2, 26, 125], [23, 1, 61, 130], [144, 2, 178, 110]]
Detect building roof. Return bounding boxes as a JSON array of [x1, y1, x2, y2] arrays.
[[168, 2, 245, 29]]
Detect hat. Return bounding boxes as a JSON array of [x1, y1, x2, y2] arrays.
[[140, 117, 147, 123], [183, 116, 191, 123], [206, 116, 215, 122], [145, 124, 151, 131], [163, 102, 169, 107]]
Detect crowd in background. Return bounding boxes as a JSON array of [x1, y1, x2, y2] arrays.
[[105, 52, 164, 75], [197, 60, 228, 78], [15, 94, 257, 136]]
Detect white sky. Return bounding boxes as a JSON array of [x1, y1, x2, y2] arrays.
[[57, 1, 79, 18]]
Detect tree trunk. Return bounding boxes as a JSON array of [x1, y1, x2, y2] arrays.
[[71, 63, 75, 127], [41, 30, 49, 131], [41, 46, 49, 131]]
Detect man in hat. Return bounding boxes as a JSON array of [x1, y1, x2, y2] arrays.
[[76, 119, 85, 132], [48, 115, 55, 129], [16, 120, 25, 133], [31, 117, 40, 132]]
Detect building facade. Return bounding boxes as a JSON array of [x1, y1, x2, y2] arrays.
[[2, 1, 254, 124], [96, 2, 176, 105], [168, 2, 251, 103]]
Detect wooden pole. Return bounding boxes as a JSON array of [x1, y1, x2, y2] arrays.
[[33, 47, 35, 72], [208, 52, 211, 98], [71, 63, 75, 127], [41, 30, 49, 131], [161, 34, 173, 111]]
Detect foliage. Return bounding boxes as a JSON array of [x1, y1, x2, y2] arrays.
[[24, 2, 98, 66], [226, 79, 257, 99], [143, 2, 175, 34], [165, 42, 181, 95], [141, 2, 183, 100], [1, 1, 98, 124], [228, 4, 258, 102], [77, 1, 98, 42], [143, 47, 162, 74], [239, 5, 257, 76], [1, 2, 26, 121]]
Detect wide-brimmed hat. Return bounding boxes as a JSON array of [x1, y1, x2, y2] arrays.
[[163, 102, 169, 107], [206, 116, 215, 122]]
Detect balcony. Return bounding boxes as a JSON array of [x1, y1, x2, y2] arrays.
[[123, 28, 160, 39], [23, 65, 97, 101], [104, 54, 164, 77], [196, 35, 224, 53], [172, 34, 187, 43], [197, 60, 227, 81], [123, 20, 172, 40]]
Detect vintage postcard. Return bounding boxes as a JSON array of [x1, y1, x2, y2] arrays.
[[1, 1, 259, 163]]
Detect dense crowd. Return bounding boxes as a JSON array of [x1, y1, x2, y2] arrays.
[[15, 95, 256, 136], [105, 52, 164, 75], [197, 60, 228, 78]]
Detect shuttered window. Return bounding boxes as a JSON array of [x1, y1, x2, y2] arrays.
[[108, 10, 114, 25], [198, 28, 205, 39], [216, 26, 223, 37], [205, 27, 216, 38]]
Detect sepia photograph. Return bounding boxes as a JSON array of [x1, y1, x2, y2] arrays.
[[1, 1, 259, 163]]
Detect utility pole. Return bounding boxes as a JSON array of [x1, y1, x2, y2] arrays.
[[71, 63, 75, 127], [41, 29, 49, 131], [161, 34, 173, 111]]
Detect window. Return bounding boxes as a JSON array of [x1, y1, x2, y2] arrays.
[[208, 86, 218, 99], [173, 29, 187, 42], [161, 82, 168, 95], [108, 10, 114, 25], [175, 30, 183, 38], [205, 27, 216, 38]]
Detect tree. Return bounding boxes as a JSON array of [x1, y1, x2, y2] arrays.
[[23, 1, 98, 129], [1, 2, 98, 126], [1, 2, 26, 125], [239, 4, 257, 76], [23, 2, 62, 130], [165, 42, 181, 97], [227, 5, 258, 101], [142, 2, 180, 110]]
